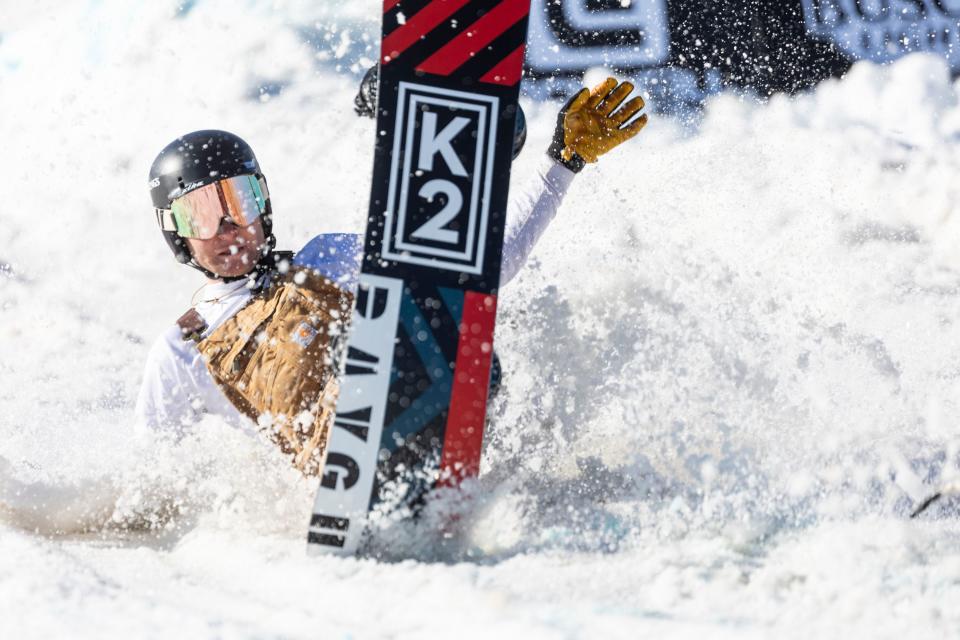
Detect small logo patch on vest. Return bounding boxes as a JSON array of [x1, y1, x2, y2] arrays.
[[291, 321, 319, 348]]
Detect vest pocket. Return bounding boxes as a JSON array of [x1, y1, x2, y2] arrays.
[[195, 269, 354, 476]]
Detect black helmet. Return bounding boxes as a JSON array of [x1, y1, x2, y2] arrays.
[[148, 129, 277, 279], [354, 64, 528, 160]]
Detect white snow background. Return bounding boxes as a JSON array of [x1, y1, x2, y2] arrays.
[[3, 1, 960, 638]]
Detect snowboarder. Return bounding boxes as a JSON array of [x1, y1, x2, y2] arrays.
[[135, 77, 648, 475]]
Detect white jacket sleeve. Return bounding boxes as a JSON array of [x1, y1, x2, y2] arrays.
[[294, 157, 574, 290], [134, 328, 203, 433], [499, 156, 576, 286], [134, 326, 248, 434]]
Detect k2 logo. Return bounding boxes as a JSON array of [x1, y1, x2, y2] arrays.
[[527, 0, 670, 73], [382, 82, 498, 275]]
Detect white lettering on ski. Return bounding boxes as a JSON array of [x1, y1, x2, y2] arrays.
[[418, 112, 469, 177], [412, 179, 463, 244]]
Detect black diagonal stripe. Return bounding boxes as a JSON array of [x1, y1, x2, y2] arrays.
[[391, 0, 501, 71], [338, 407, 373, 423], [383, 0, 434, 38], [334, 418, 369, 442], [308, 532, 347, 547], [376, 408, 449, 482], [384, 286, 461, 428], [310, 514, 350, 531], [451, 16, 528, 85], [387, 321, 431, 420], [410, 282, 461, 361], [347, 346, 379, 363]]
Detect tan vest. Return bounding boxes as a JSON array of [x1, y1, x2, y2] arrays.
[[191, 269, 353, 477]]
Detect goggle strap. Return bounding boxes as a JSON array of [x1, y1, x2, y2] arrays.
[[214, 180, 229, 216], [156, 208, 178, 232], [257, 175, 269, 204]]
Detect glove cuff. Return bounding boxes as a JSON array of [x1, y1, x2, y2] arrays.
[[548, 88, 589, 173], [546, 139, 586, 174]]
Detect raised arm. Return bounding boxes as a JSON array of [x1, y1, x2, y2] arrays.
[[499, 157, 575, 286], [500, 77, 648, 286]]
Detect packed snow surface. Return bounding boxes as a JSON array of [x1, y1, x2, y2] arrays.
[[3, 1, 960, 638]]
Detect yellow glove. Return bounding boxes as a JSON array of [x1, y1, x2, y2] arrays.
[[548, 77, 648, 172]]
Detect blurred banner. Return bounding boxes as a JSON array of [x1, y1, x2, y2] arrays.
[[527, 0, 960, 109]]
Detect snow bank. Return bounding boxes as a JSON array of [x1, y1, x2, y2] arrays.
[[2, 1, 960, 638]]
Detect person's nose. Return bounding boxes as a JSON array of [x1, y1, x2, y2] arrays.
[[217, 215, 241, 237]]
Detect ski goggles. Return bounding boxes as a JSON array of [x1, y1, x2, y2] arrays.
[[156, 174, 268, 240]]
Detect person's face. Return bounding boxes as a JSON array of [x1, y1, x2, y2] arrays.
[[185, 217, 266, 279]]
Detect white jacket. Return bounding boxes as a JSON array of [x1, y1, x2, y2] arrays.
[[135, 156, 576, 432]]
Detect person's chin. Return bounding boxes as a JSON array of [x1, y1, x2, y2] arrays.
[[213, 255, 257, 278]]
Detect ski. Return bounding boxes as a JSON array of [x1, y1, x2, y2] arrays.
[[307, 0, 532, 555]]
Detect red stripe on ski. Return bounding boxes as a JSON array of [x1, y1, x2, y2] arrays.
[[381, 0, 471, 65], [478, 44, 526, 85], [384, 0, 402, 12], [416, 0, 528, 76], [439, 292, 497, 485]]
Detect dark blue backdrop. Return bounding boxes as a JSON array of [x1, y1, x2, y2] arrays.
[[527, 0, 960, 109]]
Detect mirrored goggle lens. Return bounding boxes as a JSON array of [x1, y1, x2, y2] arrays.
[[166, 175, 267, 240]]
